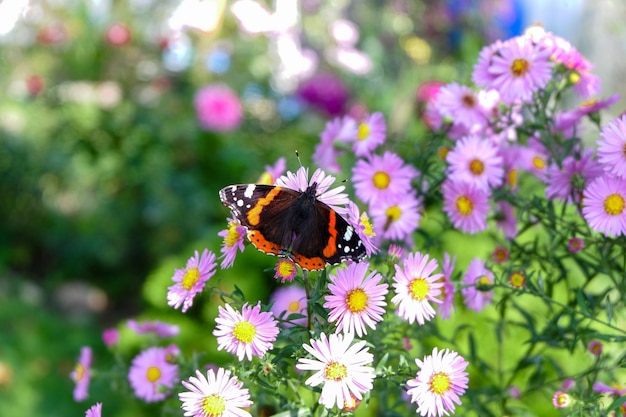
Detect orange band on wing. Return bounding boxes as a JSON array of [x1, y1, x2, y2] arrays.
[[294, 253, 326, 271], [322, 210, 338, 258], [248, 230, 281, 255], [247, 186, 282, 226]]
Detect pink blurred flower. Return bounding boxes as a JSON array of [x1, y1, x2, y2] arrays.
[[194, 84, 243, 132]]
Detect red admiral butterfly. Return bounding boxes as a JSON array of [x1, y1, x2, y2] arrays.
[[219, 181, 366, 270]]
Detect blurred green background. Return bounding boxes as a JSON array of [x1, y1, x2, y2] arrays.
[[1, 0, 625, 416]]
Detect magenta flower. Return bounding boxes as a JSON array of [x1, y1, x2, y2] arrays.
[[433, 83, 487, 130], [352, 151, 418, 205], [351, 112, 387, 157], [391, 251, 443, 325], [461, 258, 494, 312], [296, 72, 350, 117], [406, 347, 469, 417], [438, 253, 457, 320], [597, 115, 626, 179], [102, 328, 119, 347], [446, 135, 504, 192], [276, 166, 349, 214], [70, 346, 92, 401], [324, 262, 388, 336], [127, 320, 179, 338], [85, 403, 102, 417], [274, 258, 297, 283], [213, 302, 279, 361], [567, 237, 584, 253], [167, 249, 217, 312], [588, 340, 603, 356], [128, 346, 179, 403], [487, 36, 553, 104], [582, 174, 626, 237], [194, 84, 243, 132], [296, 332, 375, 409], [442, 179, 490, 235], [546, 148, 603, 204], [218, 218, 247, 269], [269, 285, 307, 327], [370, 192, 422, 242], [179, 368, 253, 417]]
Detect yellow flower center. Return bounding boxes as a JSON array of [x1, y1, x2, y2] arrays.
[[438, 146, 450, 160], [509, 271, 526, 288], [507, 168, 519, 188], [287, 300, 301, 313], [346, 288, 368, 313], [182, 267, 200, 290], [569, 71, 581, 85], [73, 364, 85, 382], [477, 275, 492, 291], [202, 394, 227, 417], [429, 372, 451, 395], [455, 195, 473, 216], [409, 278, 428, 301], [555, 393, 569, 407], [372, 171, 391, 189], [224, 222, 243, 248], [146, 366, 161, 383], [357, 122, 370, 141], [532, 156, 546, 171], [386, 205, 402, 223], [324, 361, 347, 381], [277, 260, 295, 278], [360, 212, 376, 237], [469, 159, 485, 176], [232, 321, 256, 344], [511, 58, 530, 77], [604, 193, 625, 216], [257, 172, 274, 185]]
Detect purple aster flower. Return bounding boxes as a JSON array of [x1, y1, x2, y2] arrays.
[[276, 166, 349, 214], [597, 115, 626, 179], [128, 346, 179, 403], [313, 116, 357, 173], [575, 94, 620, 117], [546, 148, 603, 204], [351, 112, 387, 157], [442, 179, 490, 235], [345, 201, 378, 256], [324, 261, 389, 337], [167, 249, 217, 312], [433, 83, 488, 131], [102, 328, 119, 347], [179, 368, 253, 417], [370, 192, 422, 243], [406, 347, 469, 417], [446, 135, 504, 192], [296, 72, 350, 117], [567, 237, 584, 253], [391, 251, 443, 325], [582, 174, 626, 237], [461, 258, 494, 312], [438, 252, 457, 320], [472, 39, 505, 88], [520, 139, 549, 181], [592, 381, 626, 396], [495, 200, 518, 239], [487, 36, 553, 104], [127, 320, 180, 338], [296, 332, 375, 410], [352, 151, 418, 205], [70, 346, 92, 401], [269, 285, 307, 327], [257, 157, 286, 185], [213, 302, 279, 361], [85, 403, 102, 417], [218, 218, 247, 269], [274, 258, 297, 283]]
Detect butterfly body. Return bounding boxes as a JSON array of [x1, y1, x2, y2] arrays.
[[219, 183, 366, 270]]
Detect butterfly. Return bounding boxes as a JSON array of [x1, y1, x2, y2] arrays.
[[219, 181, 366, 270]]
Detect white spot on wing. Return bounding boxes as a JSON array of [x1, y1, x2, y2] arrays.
[[244, 184, 256, 198], [343, 226, 354, 241]]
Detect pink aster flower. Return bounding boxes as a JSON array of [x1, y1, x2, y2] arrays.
[[345, 201, 378, 256], [218, 218, 247, 269], [567, 237, 584, 253], [70, 346, 92, 401], [127, 320, 180, 338], [492, 245, 510, 264], [416, 80, 445, 128], [128, 346, 179, 403], [324, 261, 388, 337], [391, 251, 443, 325], [276, 166, 349, 214], [213, 302, 279, 361], [370, 192, 422, 243], [194, 84, 243, 132], [296, 332, 375, 410], [597, 115, 626, 179], [102, 328, 119, 347], [352, 151, 418, 205], [313, 116, 357, 173], [257, 157, 286, 185], [552, 391, 571, 409], [438, 253, 456, 320], [442, 179, 490, 235], [274, 258, 297, 283], [461, 258, 494, 312], [592, 381, 626, 396], [575, 94, 620, 117], [269, 285, 307, 327], [588, 340, 603, 356], [433, 83, 488, 131], [85, 403, 102, 417], [406, 347, 469, 417], [520, 139, 549, 181], [167, 249, 217, 312], [495, 200, 517, 239], [179, 368, 253, 417], [582, 174, 626, 237], [487, 36, 553, 104], [350, 112, 386, 157], [446, 135, 504, 192], [472, 39, 505, 88], [546, 148, 603, 204]]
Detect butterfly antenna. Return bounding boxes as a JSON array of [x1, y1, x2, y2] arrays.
[[295, 150, 304, 168]]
